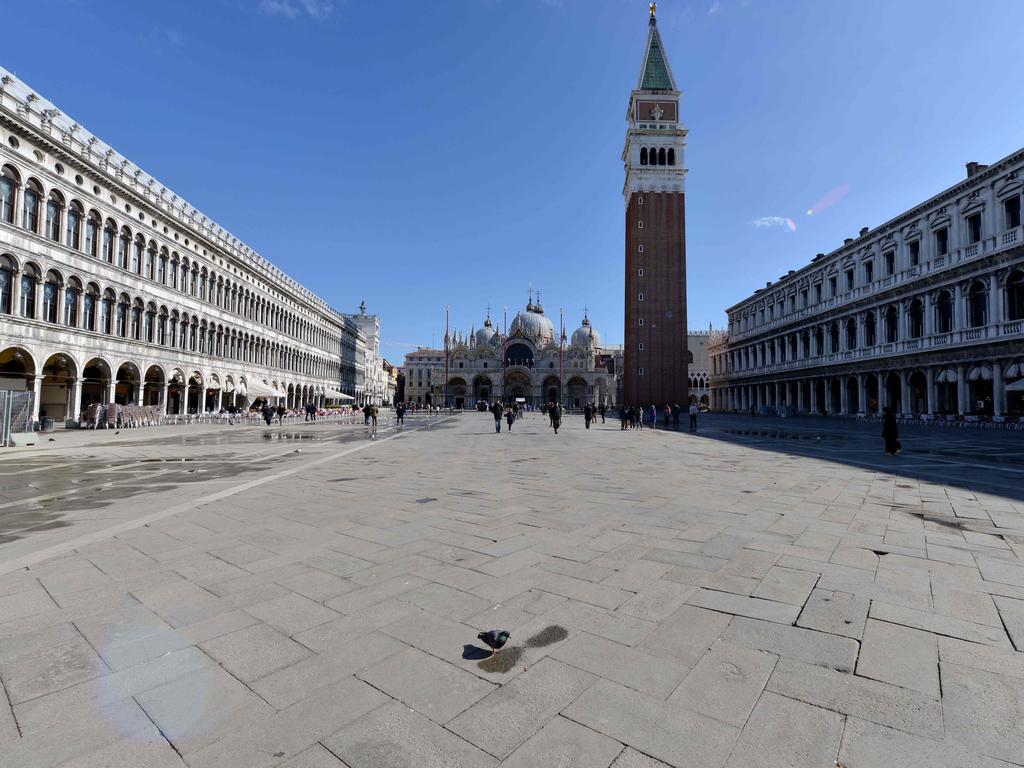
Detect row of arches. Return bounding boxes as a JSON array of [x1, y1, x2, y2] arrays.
[[639, 147, 676, 166], [0, 162, 339, 351], [0, 253, 339, 381], [716, 362, 1024, 417], [0, 345, 339, 423], [717, 270, 1024, 374]]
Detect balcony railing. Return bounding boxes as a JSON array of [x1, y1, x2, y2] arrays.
[[721, 318, 1023, 379]]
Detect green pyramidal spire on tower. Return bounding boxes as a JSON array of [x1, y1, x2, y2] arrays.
[[638, 9, 677, 92]]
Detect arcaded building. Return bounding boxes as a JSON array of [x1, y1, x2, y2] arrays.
[[404, 298, 615, 408], [710, 151, 1024, 418], [622, 6, 689, 407], [0, 67, 366, 426]]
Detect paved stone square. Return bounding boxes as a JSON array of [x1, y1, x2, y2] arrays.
[[0, 412, 1023, 767]]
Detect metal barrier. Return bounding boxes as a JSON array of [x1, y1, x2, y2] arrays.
[[1, 390, 34, 447]]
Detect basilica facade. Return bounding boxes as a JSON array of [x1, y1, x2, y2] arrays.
[[403, 298, 615, 408]]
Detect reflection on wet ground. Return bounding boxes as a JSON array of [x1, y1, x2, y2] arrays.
[[0, 418, 435, 545], [473, 625, 569, 674]]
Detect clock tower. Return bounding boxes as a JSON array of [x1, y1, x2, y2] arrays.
[[623, 3, 689, 407]]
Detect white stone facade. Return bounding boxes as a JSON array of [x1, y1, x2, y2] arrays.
[[404, 300, 614, 408], [710, 151, 1024, 418], [0, 67, 362, 425]]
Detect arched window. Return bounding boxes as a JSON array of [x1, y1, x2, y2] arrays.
[[829, 322, 840, 352], [180, 314, 189, 349], [1007, 270, 1024, 321], [131, 234, 144, 274], [100, 289, 115, 334], [83, 284, 99, 331], [64, 278, 81, 327], [936, 290, 953, 333], [157, 307, 168, 345], [0, 255, 13, 314], [116, 293, 129, 337], [157, 248, 167, 284], [668, 148, 676, 165], [43, 270, 60, 323], [199, 269, 208, 301], [169, 311, 178, 348], [190, 266, 198, 296], [20, 264, 38, 318], [145, 242, 156, 280], [640, 147, 648, 166], [169, 256, 179, 289], [103, 219, 117, 263], [908, 298, 924, 338], [144, 302, 156, 343], [131, 299, 143, 340], [45, 191, 63, 242], [0, 165, 18, 224], [118, 227, 131, 270], [884, 305, 899, 343], [22, 180, 42, 232], [846, 318, 857, 349], [865, 312, 876, 346], [85, 211, 100, 257], [967, 281, 987, 327], [66, 201, 83, 250], [658, 148, 666, 166]]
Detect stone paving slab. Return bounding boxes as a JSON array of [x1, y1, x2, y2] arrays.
[[0, 414, 1022, 766]]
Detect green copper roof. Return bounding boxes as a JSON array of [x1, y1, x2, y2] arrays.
[[641, 32, 674, 90]]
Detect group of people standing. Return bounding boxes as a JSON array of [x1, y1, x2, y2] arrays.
[[619, 403, 700, 432]]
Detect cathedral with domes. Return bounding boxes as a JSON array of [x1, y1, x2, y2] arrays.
[[402, 293, 615, 408]]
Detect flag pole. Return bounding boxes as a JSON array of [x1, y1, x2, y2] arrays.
[[559, 306, 564, 410], [444, 305, 449, 409]]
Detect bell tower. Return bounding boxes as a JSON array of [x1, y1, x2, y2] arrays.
[[623, 3, 689, 407]]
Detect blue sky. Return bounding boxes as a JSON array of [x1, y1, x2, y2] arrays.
[[4, 0, 1024, 358]]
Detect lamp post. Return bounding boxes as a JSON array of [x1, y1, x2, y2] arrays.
[[559, 306, 565, 410], [444, 305, 450, 408]]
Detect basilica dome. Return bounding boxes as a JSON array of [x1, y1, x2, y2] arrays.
[[571, 314, 601, 349], [510, 300, 556, 344], [475, 318, 498, 347]]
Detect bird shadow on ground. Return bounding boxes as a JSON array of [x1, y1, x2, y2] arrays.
[[462, 645, 491, 661]]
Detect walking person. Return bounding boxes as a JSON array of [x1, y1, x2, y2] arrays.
[[370, 405, 379, 433], [276, 403, 286, 425], [584, 403, 593, 430], [396, 403, 406, 427], [648, 404, 657, 430], [672, 403, 681, 430], [550, 401, 562, 435], [599, 403, 606, 424], [881, 407, 901, 455], [619, 404, 628, 430], [689, 402, 699, 432], [663, 404, 671, 429], [491, 400, 504, 433], [262, 403, 274, 426], [505, 408, 515, 432]]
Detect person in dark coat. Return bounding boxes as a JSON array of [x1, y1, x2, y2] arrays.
[[505, 408, 515, 432], [619, 405, 628, 430], [584, 403, 593, 430], [490, 400, 504, 433], [881, 407, 901, 455], [549, 401, 562, 434], [262, 403, 274, 426], [599, 404, 606, 423]]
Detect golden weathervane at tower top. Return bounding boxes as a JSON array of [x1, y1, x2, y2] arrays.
[[650, 2, 657, 18]]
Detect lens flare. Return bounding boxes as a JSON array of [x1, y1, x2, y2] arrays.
[[806, 183, 851, 216], [785, 218, 797, 232]]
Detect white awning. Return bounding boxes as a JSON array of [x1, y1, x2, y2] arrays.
[[206, 382, 220, 391], [968, 365, 992, 382], [936, 368, 958, 383], [324, 388, 354, 401], [1005, 362, 1023, 379], [1007, 379, 1024, 391], [246, 380, 285, 398]]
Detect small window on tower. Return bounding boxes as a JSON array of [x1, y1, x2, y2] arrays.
[[638, 318, 644, 326], [638, 196, 643, 205], [638, 244, 644, 253], [639, 293, 644, 301], [639, 367, 645, 376], [638, 268, 643, 277], [639, 342, 644, 350], [638, 221, 644, 229]]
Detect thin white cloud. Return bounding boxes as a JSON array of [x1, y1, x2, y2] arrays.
[[708, 1, 721, 14], [258, 0, 334, 20], [752, 216, 793, 230]]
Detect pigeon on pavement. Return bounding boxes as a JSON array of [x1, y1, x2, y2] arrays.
[[477, 630, 511, 655]]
